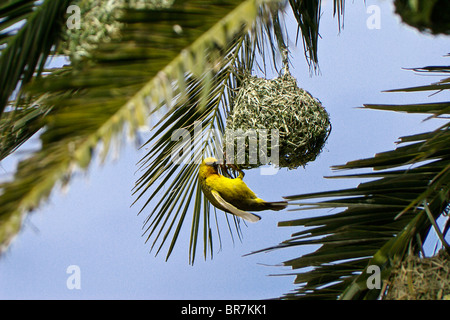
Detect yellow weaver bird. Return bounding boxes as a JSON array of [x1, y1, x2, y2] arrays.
[[198, 157, 287, 222]]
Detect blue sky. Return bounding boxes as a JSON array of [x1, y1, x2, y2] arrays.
[[1, 0, 449, 299]]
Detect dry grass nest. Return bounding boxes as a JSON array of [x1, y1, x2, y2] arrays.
[[224, 72, 330, 170], [383, 250, 450, 300]]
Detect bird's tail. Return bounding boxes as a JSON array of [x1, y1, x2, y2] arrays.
[[264, 201, 288, 211]]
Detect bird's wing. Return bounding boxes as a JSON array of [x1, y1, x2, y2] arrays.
[[211, 190, 261, 223]]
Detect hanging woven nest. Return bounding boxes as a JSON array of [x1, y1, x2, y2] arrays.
[[223, 70, 330, 170], [383, 250, 450, 300]]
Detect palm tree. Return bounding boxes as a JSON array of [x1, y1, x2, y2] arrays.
[[0, 0, 448, 300]]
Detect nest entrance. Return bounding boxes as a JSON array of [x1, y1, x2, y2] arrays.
[[224, 71, 330, 170]]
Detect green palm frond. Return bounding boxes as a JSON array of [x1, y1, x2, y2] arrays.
[[0, 0, 72, 161], [0, 0, 71, 115], [134, 41, 252, 263], [289, 0, 344, 72], [0, 96, 50, 160], [0, 65, 73, 161], [266, 62, 450, 300]]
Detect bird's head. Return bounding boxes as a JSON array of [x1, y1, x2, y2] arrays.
[[201, 157, 219, 174]]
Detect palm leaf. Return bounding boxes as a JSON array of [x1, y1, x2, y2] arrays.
[[0, 66, 73, 161], [0, 0, 72, 161], [265, 62, 450, 300], [289, 0, 345, 72], [0, 0, 71, 115]]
